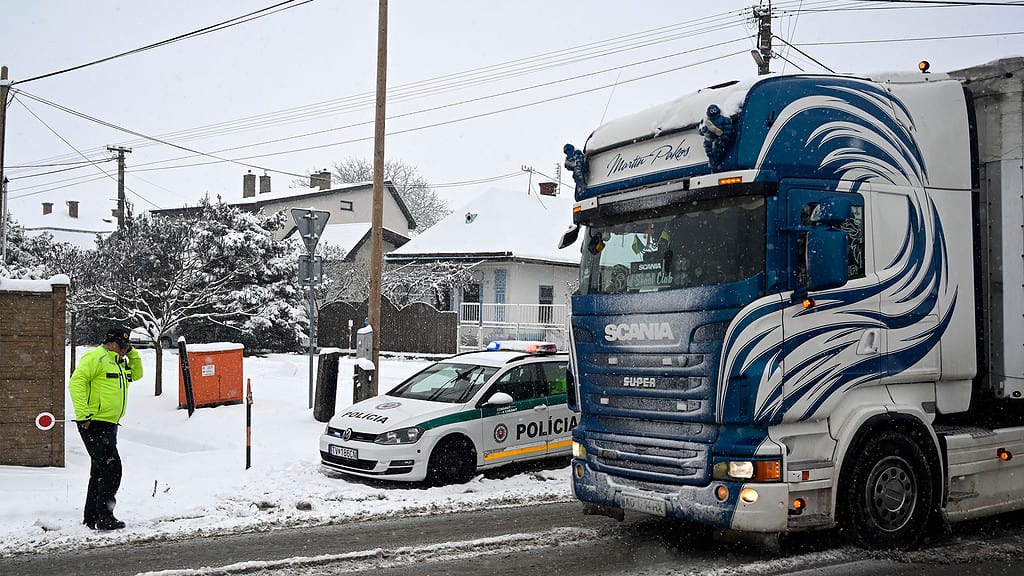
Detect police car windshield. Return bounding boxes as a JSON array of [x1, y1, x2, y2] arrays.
[[388, 362, 498, 403]]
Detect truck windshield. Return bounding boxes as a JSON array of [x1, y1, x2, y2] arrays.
[[578, 194, 765, 295]]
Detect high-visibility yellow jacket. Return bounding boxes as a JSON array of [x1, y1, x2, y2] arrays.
[[69, 345, 143, 424]]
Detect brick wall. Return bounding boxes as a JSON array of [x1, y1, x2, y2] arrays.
[[0, 279, 67, 467]]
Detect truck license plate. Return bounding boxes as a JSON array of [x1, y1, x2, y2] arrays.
[[621, 493, 666, 516], [330, 445, 358, 460]]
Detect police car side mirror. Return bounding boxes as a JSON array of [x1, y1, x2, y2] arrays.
[[483, 392, 514, 406]]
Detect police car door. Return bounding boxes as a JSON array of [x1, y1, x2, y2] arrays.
[[537, 359, 576, 456], [478, 363, 549, 465]]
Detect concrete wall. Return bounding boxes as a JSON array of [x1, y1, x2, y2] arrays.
[[0, 277, 68, 467]]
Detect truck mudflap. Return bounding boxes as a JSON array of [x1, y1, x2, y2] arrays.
[[571, 458, 790, 532]]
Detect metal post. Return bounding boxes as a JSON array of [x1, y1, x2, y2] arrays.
[[245, 379, 253, 470], [0, 66, 10, 264], [308, 286, 317, 409]]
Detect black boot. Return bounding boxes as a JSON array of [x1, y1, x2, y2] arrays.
[[93, 516, 125, 530]]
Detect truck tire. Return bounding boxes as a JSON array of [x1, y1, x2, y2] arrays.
[[425, 436, 477, 486], [841, 430, 933, 549]]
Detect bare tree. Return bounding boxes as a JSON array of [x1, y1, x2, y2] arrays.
[[297, 157, 451, 231]]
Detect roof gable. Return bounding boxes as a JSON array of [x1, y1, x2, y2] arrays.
[[386, 188, 581, 265]]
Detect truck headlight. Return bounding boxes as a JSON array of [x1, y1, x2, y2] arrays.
[[375, 427, 423, 445], [713, 459, 781, 482]]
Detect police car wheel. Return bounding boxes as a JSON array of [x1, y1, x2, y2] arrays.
[[425, 436, 476, 487]]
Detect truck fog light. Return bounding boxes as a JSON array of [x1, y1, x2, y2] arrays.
[[740, 488, 759, 503], [574, 463, 585, 479], [715, 485, 729, 501]]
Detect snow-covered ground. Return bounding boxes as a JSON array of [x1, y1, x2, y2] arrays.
[[0, 348, 572, 558]]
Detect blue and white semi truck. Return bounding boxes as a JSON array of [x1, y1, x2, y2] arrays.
[[559, 58, 1024, 549]]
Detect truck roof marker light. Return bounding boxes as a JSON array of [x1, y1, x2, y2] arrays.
[[802, 298, 816, 309], [718, 176, 743, 186], [998, 448, 1013, 461]]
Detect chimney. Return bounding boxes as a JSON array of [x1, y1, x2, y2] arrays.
[[538, 182, 558, 196], [67, 200, 79, 218], [259, 172, 271, 194], [311, 170, 332, 190], [243, 171, 256, 198], [42, 202, 53, 215]]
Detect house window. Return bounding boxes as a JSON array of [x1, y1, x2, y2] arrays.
[[494, 269, 507, 322], [339, 200, 353, 211], [539, 285, 554, 324]]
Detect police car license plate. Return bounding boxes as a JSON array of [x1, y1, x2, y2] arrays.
[[621, 493, 666, 516], [330, 445, 358, 460]]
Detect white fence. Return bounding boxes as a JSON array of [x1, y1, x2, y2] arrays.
[[458, 303, 568, 352]]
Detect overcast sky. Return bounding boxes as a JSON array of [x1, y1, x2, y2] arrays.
[[1, 0, 1021, 227]]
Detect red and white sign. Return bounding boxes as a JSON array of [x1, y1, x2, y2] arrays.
[[35, 412, 56, 431]]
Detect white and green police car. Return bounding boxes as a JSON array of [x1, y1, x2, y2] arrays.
[[319, 341, 574, 486]]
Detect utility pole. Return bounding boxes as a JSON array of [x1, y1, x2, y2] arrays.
[[0, 66, 11, 264], [368, 0, 388, 393], [107, 146, 131, 232], [753, 3, 772, 75]]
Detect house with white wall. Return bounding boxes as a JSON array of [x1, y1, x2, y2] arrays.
[[153, 171, 415, 261], [385, 185, 582, 349]]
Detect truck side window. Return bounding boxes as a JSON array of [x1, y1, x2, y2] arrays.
[[797, 203, 865, 284]]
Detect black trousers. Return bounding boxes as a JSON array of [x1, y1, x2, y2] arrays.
[[77, 421, 122, 522]]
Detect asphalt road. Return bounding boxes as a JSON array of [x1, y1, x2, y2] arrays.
[[2, 503, 1023, 576]]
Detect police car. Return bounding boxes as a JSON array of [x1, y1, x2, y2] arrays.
[[319, 341, 574, 486]]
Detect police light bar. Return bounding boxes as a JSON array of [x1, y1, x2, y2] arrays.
[[486, 340, 558, 353]]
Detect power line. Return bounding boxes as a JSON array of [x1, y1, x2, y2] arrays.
[[13, 0, 313, 85]]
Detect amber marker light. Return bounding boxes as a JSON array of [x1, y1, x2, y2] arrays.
[[790, 498, 806, 515], [573, 205, 582, 214], [718, 176, 743, 186], [998, 448, 1013, 461], [802, 298, 815, 310], [715, 485, 729, 501], [919, 60, 930, 73]]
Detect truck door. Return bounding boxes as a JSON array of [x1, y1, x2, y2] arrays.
[[781, 186, 878, 422]]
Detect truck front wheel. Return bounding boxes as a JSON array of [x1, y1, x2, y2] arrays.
[[841, 430, 933, 549]]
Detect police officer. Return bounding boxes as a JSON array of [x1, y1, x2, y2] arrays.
[[69, 325, 143, 530]]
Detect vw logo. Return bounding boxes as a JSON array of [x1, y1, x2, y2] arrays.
[[342, 428, 353, 441]]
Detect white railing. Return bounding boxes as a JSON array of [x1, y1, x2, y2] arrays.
[[459, 302, 567, 326], [458, 303, 568, 352]]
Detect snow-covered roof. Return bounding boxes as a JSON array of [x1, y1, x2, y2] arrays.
[[587, 77, 759, 152], [386, 188, 582, 265], [9, 196, 115, 250], [306, 222, 410, 260], [232, 181, 368, 206]]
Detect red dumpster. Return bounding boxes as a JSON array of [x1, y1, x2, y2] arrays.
[[178, 343, 244, 409]]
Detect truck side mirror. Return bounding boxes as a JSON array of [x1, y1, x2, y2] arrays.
[[805, 196, 852, 291], [558, 224, 580, 249]]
